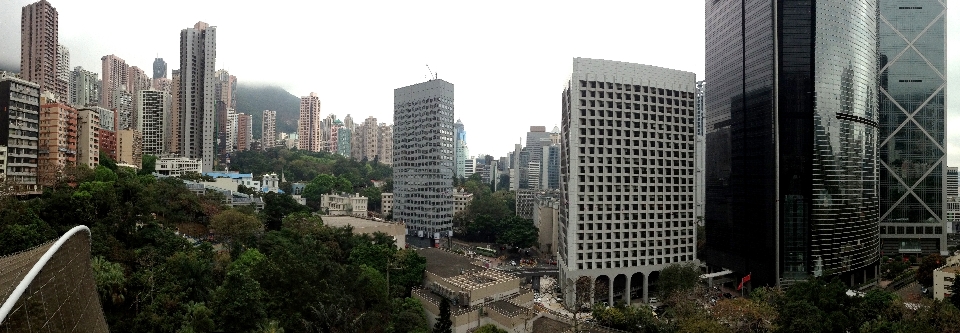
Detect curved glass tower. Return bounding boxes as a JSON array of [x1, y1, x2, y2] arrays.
[[704, 0, 880, 287]]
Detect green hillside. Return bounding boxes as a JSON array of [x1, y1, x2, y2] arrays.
[[235, 83, 300, 139]]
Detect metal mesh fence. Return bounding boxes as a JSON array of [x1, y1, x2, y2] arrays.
[[0, 226, 108, 332]]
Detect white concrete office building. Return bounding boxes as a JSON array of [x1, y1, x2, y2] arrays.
[[393, 79, 455, 239], [559, 58, 697, 306]]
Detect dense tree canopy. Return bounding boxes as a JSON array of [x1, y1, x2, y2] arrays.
[[587, 276, 960, 333], [230, 147, 392, 186], [657, 262, 701, 298], [452, 174, 537, 248], [0, 161, 426, 333], [916, 253, 944, 287]]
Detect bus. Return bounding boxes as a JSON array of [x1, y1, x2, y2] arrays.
[[475, 246, 497, 257]]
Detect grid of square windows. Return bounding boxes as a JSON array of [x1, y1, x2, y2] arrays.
[[561, 64, 697, 272]]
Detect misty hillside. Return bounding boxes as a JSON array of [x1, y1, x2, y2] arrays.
[[235, 83, 300, 138]]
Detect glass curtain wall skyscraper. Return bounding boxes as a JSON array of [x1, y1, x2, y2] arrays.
[[877, 1, 947, 256], [455, 119, 469, 178], [704, 0, 880, 287]]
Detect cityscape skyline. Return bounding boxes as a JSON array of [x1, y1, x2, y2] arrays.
[[5, 1, 958, 163], [0, 0, 712, 158]]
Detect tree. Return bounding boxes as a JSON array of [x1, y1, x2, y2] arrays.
[[497, 216, 538, 249], [237, 184, 257, 195], [256, 320, 285, 333], [592, 302, 660, 332], [302, 174, 352, 210], [389, 298, 429, 333], [180, 171, 215, 182], [473, 324, 508, 333], [711, 297, 776, 332], [657, 262, 700, 298], [91, 256, 127, 305], [139, 154, 157, 175], [94, 166, 118, 182], [281, 211, 323, 234], [213, 269, 267, 332], [433, 297, 453, 333], [881, 256, 910, 280], [0, 208, 57, 255], [260, 192, 310, 231], [916, 254, 944, 287], [180, 301, 215, 333], [361, 186, 382, 213], [99, 151, 117, 171], [210, 210, 264, 246], [350, 241, 395, 274], [774, 279, 860, 332]]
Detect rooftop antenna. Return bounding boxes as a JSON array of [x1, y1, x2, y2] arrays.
[[426, 64, 436, 80]]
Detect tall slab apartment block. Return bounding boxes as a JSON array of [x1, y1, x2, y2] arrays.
[[0, 73, 41, 192]]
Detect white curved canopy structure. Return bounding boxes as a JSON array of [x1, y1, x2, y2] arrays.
[[0, 225, 108, 332]]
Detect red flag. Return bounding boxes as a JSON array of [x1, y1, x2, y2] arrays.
[[737, 273, 752, 291]]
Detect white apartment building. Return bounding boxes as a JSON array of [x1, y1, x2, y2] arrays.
[[453, 188, 473, 215], [382, 192, 394, 217], [378, 123, 393, 165], [137, 90, 170, 155], [70, 66, 99, 107], [178, 21, 217, 172], [464, 158, 475, 178], [76, 108, 100, 169], [262, 110, 277, 148], [559, 58, 697, 306], [933, 255, 960, 300], [298, 93, 323, 152], [321, 193, 369, 217]]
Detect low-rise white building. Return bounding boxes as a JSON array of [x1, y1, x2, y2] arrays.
[[381, 192, 393, 217], [321, 193, 368, 217], [155, 157, 202, 177], [324, 215, 406, 249], [933, 254, 960, 301], [292, 195, 307, 206], [204, 172, 261, 190], [453, 188, 473, 215], [261, 173, 280, 193], [180, 179, 265, 211]]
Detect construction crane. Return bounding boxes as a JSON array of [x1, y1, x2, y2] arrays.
[[426, 64, 437, 80]]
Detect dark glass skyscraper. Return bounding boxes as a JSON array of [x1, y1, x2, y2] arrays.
[[704, 0, 880, 287], [877, 1, 947, 256], [153, 57, 166, 79]]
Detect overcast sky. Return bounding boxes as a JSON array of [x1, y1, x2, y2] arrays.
[[1, 0, 958, 165]]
